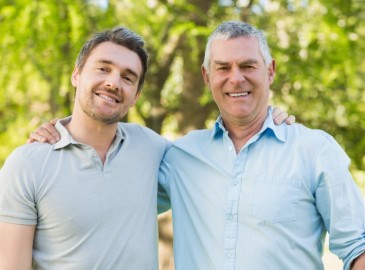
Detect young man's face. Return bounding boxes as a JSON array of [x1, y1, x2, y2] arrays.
[[202, 36, 275, 126], [71, 41, 142, 124]]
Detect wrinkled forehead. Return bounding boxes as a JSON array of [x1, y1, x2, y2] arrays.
[[210, 36, 262, 61]]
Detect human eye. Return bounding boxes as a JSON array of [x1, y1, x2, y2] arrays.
[[241, 65, 256, 71], [217, 66, 229, 71], [241, 61, 258, 70], [96, 66, 109, 72], [122, 75, 136, 85]]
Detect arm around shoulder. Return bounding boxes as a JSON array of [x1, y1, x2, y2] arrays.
[[0, 222, 35, 270]]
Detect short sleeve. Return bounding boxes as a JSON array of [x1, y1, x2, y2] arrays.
[[0, 147, 38, 225]]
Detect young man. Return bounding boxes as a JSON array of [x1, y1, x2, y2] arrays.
[[0, 26, 168, 269], [158, 21, 365, 269]]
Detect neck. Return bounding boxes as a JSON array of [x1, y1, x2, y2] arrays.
[[66, 113, 118, 164], [223, 111, 267, 153]]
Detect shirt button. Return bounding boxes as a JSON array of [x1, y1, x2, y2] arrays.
[[228, 146, 233, 151], [226, 252, 232, 258], [92, 152, 97, 157]]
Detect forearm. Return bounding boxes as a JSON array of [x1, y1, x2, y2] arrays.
[[351, 252, 365, 270], [0, 222, 35, 270], [157, 184, 172, 214]]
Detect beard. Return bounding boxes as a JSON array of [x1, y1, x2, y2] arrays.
[[82, 106, 123, 124], [78, 88, 127, 124]]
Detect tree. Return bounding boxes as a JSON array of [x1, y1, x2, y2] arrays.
[[1, 1, 364, 269], [0, 0, 116, 160]]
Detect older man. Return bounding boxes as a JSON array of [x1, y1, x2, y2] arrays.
[[158, 21, 365, 270]]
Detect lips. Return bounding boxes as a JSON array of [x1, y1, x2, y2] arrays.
[[96, 93, 121, 103], [227, 91, 249, 97]]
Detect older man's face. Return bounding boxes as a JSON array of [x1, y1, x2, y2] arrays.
[[202, 36, 275, 126]]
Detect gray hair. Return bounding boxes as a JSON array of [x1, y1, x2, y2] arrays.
[[202, 21, 272, 70], [75, 26, 148, 92]]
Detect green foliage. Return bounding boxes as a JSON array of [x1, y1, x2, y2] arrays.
[[1, 0, 364, 189], [0, 0, 117, 161], [262, 0, 365, 176]]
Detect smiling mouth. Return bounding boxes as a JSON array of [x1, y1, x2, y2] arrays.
[[97, 93, 120, 103], [227, 92, 249, 97]]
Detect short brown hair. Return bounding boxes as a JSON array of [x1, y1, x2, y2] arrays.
[[75, 26, 148, 92]]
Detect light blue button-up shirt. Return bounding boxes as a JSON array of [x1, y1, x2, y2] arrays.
[[158, 108, 365, 270]]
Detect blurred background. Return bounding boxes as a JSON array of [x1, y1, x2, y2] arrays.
[[1, 0, 364, 269]]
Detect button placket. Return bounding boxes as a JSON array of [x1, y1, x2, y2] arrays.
[[223, 147, 248, 270]]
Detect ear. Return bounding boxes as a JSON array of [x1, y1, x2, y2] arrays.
[[268, 59, 276, 85], [71, 66, 80, 88], [201, 65, 211, 89]]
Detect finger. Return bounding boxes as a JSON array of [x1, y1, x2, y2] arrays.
[[27, 138, 35, 144], [273, 111, 288, 125], [29, 126, 58, 144], [40, 123, 60, 142], [28, 131, 48, 144], [285, 115, 296, 125], [271, 106, 281, 118], [49, 118, 59, 125]]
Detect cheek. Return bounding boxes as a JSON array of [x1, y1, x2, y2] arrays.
[[210, 89, 223, 105], [127, 98, 137, 107], [126, 89, 139, 105], [210, 77, 226, 92]]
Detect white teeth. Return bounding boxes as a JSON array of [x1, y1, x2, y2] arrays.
[[228, 92, 248, 97], [99, 94, 117, 103]]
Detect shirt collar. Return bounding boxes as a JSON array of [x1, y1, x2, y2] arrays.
[[210, 115, 224, 140], [53, 117, 125, 150], [260, 107, 287, 143], [53, 119, 73, 150], [210, 107, 287, 143]]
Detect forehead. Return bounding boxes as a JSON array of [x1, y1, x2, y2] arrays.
[[210, 36, 262, 63], [86, 41, 142, 75]]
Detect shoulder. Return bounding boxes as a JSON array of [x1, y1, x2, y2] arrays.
[[0, 143, 53, 185], [165, 129, 211, 159], [285, 123, 349, 164], [174, 129, 211, 146], [286, 123, 342, 147], [3, 142, 53, 166], [118, 122, 161, 139], [118, 122, 170, 149]]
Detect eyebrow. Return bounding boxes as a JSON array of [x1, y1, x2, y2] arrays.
[[213, 60, 229, 66], [241, 59, 259, 65], [213, 59, 259, 66], [97, 59, 139, 79]]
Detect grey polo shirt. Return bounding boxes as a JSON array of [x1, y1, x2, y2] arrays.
[[0, 120, 168, 269]]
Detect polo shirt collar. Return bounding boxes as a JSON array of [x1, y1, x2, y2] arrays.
[[53, 119, 74, 150], [53, 117, 125, 150]]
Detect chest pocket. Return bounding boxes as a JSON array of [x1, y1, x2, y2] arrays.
[[252, 177, 301, 223]]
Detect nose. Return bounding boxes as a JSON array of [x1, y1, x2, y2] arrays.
[[229, 66, 245, 85], [105, 73, 121, 91]]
